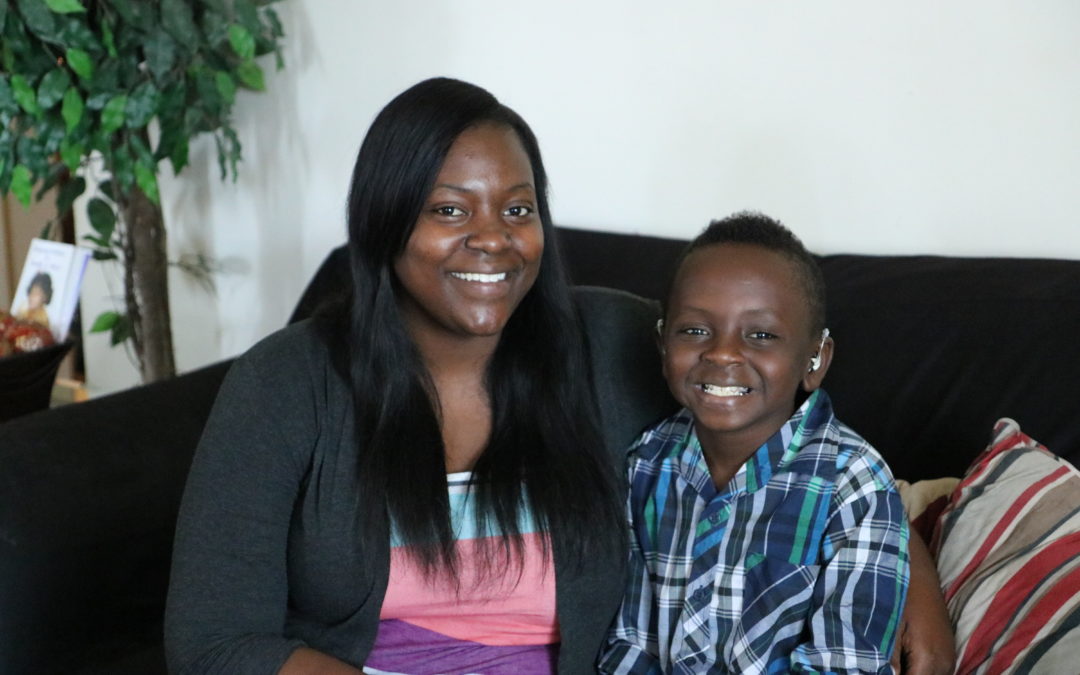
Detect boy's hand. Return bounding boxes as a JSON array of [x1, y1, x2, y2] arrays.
[[891, 532, 955, 675]]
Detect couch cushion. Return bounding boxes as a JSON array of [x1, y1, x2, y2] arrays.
[[896, 477, 959, 542], [932, 418, 1080, 674], [0, 360, 230, 674], [572, 286, 675, 460]]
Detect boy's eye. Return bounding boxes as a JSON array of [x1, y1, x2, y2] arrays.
[[748, 331, 778, 340], [504, 205, 534, 218], [678, 326, 709, 337]]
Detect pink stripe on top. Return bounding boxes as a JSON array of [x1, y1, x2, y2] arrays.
[[364, 472, 559, 674]]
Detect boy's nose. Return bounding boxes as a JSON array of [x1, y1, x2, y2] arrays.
[[702, 334, 743, 364]]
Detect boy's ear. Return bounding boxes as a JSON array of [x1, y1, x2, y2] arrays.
[[801, 333, 834, 392], [655, 318, 668, 377]]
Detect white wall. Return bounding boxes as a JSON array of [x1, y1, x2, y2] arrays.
[[79, 0, 1080, 393]]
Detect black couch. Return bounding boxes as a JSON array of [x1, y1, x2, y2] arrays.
[[2, 227, 1079, 673]]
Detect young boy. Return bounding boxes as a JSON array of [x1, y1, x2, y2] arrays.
[[599, 213, 909, 674]]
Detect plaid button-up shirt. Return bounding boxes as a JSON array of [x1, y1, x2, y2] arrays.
[[599, 390, 909, 674]]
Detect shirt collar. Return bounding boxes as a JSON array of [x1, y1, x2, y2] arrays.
[[681, 389, 827, 496]]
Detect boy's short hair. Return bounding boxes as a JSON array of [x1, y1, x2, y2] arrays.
[[671, 211, 827, 334]]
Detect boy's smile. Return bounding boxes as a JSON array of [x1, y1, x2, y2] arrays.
[[660, 243, 832, 479]]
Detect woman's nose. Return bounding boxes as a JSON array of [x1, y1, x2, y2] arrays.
[[464, 211, 512, 253]]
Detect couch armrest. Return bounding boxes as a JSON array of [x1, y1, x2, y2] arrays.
[[0, 360, 231, 674]]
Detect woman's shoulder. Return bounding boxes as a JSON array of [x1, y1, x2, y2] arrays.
[[224, 319, 348, 404], [238, 319, 334, 369]]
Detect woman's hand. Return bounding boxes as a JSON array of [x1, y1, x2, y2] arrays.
[[279, 647, 362, 674], [890, 532, 956, 675]]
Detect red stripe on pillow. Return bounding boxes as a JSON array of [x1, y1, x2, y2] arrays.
[[954, 424, 1032, 491], [944, 465, 1072, 603], [985, 563, 1080, 674], [957, 530, 1080, 673]]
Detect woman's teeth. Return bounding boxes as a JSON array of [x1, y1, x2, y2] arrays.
[[451, 272, 507, 283], [702, 384, 751, 397]]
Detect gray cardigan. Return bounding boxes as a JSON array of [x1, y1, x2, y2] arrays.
[[165, 287, 670, 674]]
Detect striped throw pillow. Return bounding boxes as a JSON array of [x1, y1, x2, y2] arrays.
[[931, 418, 1080, 675]]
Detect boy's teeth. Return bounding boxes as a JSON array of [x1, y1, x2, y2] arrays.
[[702, 384, 750, 397], [451, 272, 507, 283]]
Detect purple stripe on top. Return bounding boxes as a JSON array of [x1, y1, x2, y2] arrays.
[[364, 619, 557, 675]]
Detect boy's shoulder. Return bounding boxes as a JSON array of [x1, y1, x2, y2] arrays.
[[785, 390, 899, 490]]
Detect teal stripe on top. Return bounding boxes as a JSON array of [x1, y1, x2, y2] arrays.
[[389, 472, 541, 547]]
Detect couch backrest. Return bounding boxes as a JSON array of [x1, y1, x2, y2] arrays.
[[293, 228, 1080, 480], [556, 226, 1080, 480]]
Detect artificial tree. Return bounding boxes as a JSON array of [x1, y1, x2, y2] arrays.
[[0, 0, 285, 382]]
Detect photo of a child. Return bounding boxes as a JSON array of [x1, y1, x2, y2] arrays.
[[13, 272, 53, 328]]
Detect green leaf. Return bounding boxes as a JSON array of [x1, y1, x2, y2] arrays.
[[16, 0, 57, 40], [159, 122, 189, 174], [110, 313, 132, 346], [36, 68, 70, 110], [87, 196, 116, 238], [228, 24, 255, 60], [129, 128, 152, 162], [91, 249, 117, 261], [11, 74, 42, 116], [0, 76, 15, 112], [55, 174, 85, 217], [191, 66, 222, 117], [16, 133, 47, 174], [98, 178, 114, 201], [59, 136, 82, 170], [35, 163, 66, 199], [89, 310, 120, 333], [44, 0, 85, 14], [264, 7, 284, 39], [100, 94, 127, 133], [65, 47, 94, 80], [85, 90, 110, 110], [234, 0, 259, 34], [144, 29, 176, 81], [101, 17, 117, 58], [161, 0, 198, 45], [37, 114, 65, 153], [56, 16, 100, 50], [10, 164, 32, 206], [61, 86, 83, 131], [134, 160, 159, 204], [221, 125, 241, 180], [235, 60, 264, 91], [110, 0, 153, 32], [200, 9, 229, 46], [109, 144, 134, 190], [214, 71, 236, 105], [125, 80, 158, 129]]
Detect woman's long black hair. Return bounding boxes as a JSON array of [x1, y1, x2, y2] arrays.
[[336, 77, 624, 580]]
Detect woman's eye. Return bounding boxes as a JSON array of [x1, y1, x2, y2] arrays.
[[434, 206, 466, 217], [504, 205, 534, 217]]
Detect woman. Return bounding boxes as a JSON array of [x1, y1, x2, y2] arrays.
[[165, 78, 627, 674]]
